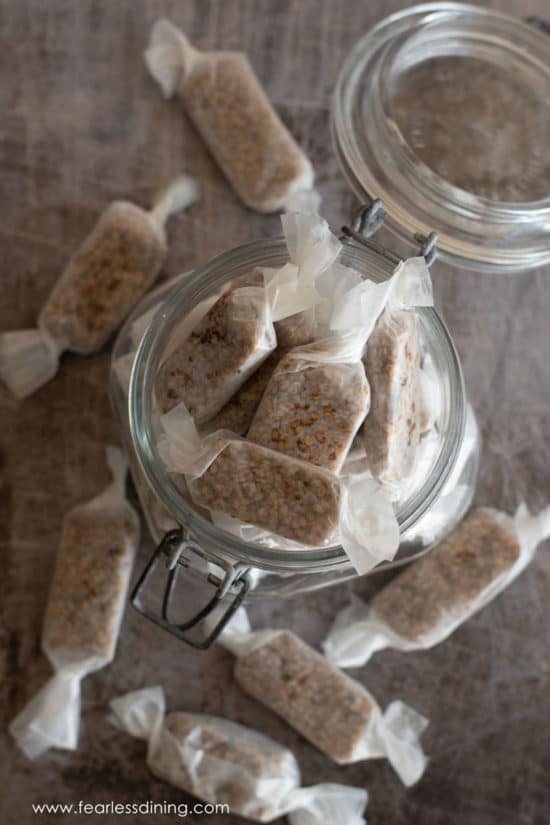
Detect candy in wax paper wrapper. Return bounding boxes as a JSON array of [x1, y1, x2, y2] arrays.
[[245, 334, 373, 475], [323, 504, 550, 668], [0, 176, 199, 399], [200, 349, 289, 437], [145, 19, 317, 214], [109, 686, 368, 824], [155, 213, 341, 424], [200, 227, 361, 440], [247, 347, 370, 472], [158, 402, 399, 574], [9, 448, 139, 759], [417, 351, 443, 435], [214, 610, 428, 786], [248, 253, 433, 473], [201, 219, 342, 436], [358, 257, 433, 485]]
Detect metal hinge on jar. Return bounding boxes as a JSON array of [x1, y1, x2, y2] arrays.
[[341, 199, 438, 267], [131, 527, 251, 648]]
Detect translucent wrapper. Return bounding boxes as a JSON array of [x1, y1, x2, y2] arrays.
[[156, 285, 278, 423], [145, 19, 316, 213], [417, 351, 442, 435], [359, 258, 434, 485], [0, 176, 199, 399], [341, 435, 369, 475], [323, 504, 550, 668], [155, 213, 341, 424], [200, 349, 288, 437], [224, 266, 317, 350], [248, 348, 370, 474], [110, 686, 368, 825], [9, 448, 140, 759], [327, 256, 432, 340], [247, 255, 432, 474], [218, 611, 428, 786], [363, 310, 420, 482], [159, 403, 399, 574]]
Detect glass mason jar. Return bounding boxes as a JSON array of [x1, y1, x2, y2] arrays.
[[110, 229, 480, 646], [332, 3, 550, 272]]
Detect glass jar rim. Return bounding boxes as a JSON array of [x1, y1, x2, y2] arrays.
[[332, 2, 550, 272], [129, 235, 466, 572]]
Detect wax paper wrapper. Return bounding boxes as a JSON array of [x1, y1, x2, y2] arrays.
[[110, 685, 368, 824]]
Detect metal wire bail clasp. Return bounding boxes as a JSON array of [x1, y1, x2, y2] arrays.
[[414, 230, 438, 267], [131, 527, 251, 649], [346, 199, 388, 241], [341, 197, 438, 267]]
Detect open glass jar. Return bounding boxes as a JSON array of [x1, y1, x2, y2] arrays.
[[109, 1, 549, 645], [110, 227, 480, 646]]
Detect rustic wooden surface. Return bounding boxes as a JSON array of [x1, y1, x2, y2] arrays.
[[1, 1, 549, 823]]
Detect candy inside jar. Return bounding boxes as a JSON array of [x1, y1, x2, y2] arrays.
[[109, 210, 479, 638]]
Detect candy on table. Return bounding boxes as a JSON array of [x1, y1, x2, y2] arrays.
[[0, 175, 199, 399], [145, 19, 316, 213], [110, 686, 368, 824], [323, 504, 550, 668], [217, 612, 428, 786], [10, 448, 140, 758]]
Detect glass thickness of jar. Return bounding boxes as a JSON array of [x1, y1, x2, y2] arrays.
[[126, 236, 467, 581], [332, 3, 550, 272]]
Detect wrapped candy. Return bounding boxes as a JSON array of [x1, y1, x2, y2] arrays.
[[417, 351, 443, 435], [217, 612, 428, 786], [155, 213, 341, 424], [0, 176, 199, 399], [274, 306, 315, 349], [156, 284, 278, 422], [361, 261, 433, 484], [200, 349, 288, 436], [10, 448, 139, 758], [194, 280, 316, 437], [246, 255, 434, 474], [197, 307, 320, 438], [159, 403, 399, 574], [110, 686, 368, 824], [247, 348, 370, 473], [232, 264, 316, 349], [323, 504, 550, 668], [115, 278, 228, 401], [199, 309, 316, 437], [145, 19, 316, 213], [110, 686, 367, 823]]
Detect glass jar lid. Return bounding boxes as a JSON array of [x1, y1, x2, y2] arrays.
[[332, 3, 550, 272]]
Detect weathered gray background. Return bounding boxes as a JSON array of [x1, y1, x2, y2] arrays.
[[1, 1, 549, 823]]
